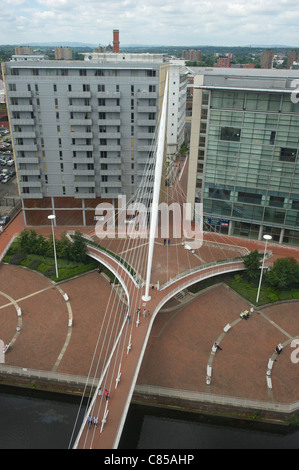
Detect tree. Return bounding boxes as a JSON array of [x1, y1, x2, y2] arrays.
[[69, 231, 87, 263], [266, 257, 299, 289], [243, 250, 261, 284]]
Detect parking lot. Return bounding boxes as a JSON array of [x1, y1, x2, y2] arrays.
[[0, 127, 20, 220]]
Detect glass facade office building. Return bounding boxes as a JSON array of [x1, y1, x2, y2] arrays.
[[188, 69, 299, 246]]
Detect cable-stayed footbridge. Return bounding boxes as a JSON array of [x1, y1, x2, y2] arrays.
[[70, 75, 251, 449]]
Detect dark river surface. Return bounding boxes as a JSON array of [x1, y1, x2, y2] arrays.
[[0, 386, 298, 449]]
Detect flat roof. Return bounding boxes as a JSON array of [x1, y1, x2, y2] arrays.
[[188, 65, 299, 79]]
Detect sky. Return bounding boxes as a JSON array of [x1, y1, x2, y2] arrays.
[[1, 0, 299, 47]]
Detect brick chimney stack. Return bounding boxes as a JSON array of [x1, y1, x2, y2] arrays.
[[113, 30, 119, 53]]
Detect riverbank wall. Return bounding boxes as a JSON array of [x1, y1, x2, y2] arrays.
[[1, 371, 299, 428]]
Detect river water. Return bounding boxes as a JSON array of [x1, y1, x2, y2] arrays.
[[0, 386, 298, 449]]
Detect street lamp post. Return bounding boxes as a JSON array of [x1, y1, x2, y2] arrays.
[[256, 234, 272, 304], [48, 214, 58, 279]]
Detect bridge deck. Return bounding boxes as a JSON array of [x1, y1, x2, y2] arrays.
[[75, 246, 244, 449]]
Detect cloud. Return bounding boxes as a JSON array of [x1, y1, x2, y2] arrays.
[[0, 0, 299, 46]]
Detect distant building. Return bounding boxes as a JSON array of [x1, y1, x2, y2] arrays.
[[182, 50, 201, 62], [55, 47, 73, 60], [10, 55, 48, 62], [14, 46, 34, 55], [214, 56, 231, 68], [260, 49, 274, 69], [287, 50, 299, 69], [0, 79, 5, 103], [230, 63, 255, 69]]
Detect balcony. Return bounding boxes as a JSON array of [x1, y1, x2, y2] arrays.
[[100, 180, 122, 187], [69, 119, 92, 126], [137, 106, 157, 113], [72, 156, 94, 164], [138, 119, 157, 126], [136, 91, 158, 99], [103, 132, 121, 139], [14, 144, 37, 152], [18, 169, 41, 176], [97, 106, 120, 113], [71, 132, 93, 139], [100, 169, 121, 176], [71, 144, 93, 152], [98, 119, 121, 126], [8, 91, 32, 98], [73, 169, 95, 176], [99, 157, 121, 164], [68, 91, 91, 99], [19, 181, 42, 188], [69, 105, 92, 113], [99, 145, 121, 152], [17, 157, 38, 164], [13, 132, 36, 139], [100, 192, 120, 199], [10, 118, 35, 126], [97, 92, 120, 99], [10, 105, 33, 112]]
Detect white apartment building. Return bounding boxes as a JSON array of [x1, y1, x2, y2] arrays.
[[2, 53, 187, 226]]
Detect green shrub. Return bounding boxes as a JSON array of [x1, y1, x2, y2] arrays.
[[29, 259, 42, 270], [10, 252, 26, 264], [268, 293, 278, 302], [234, 274, 243, 283]]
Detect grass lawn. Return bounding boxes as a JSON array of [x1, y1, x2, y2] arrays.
[[188, 272, 299, 306]]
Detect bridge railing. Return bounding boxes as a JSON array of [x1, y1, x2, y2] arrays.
[[152, 263, 245, 319], [159, 251, 272, 291]]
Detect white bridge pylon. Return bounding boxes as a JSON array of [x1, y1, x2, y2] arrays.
[[142, 72, 168, 302]]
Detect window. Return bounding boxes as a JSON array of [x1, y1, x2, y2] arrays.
[[208, 187, 231, 200], [270, 131, 276, 145], [238, 191, 262, 204], [269, 195, 284, 208], [280, 148, 297, 162], [292, 200, 299, 210], [220, 127, 241, 142]]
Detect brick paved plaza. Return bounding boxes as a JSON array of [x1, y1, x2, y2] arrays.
[[0, 212, 298, 407], [0, 211, 299, 410]]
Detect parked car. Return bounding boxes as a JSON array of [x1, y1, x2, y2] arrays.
[[2, 175, 11, 183], [9, 170, 16, 177], [7, 160, 14, 167], [0, 216, 10, 226]]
